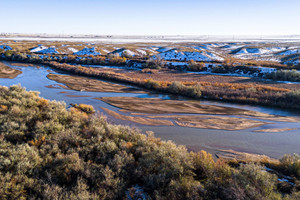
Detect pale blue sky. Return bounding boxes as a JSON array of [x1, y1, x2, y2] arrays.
[[0, 0, 299, 35]]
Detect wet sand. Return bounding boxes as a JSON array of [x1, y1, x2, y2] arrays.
[[101, 107, 174, 126], [0, 63, 22, 79], [47, 74, 145, 93], [254, 128, 298, 133], [149, 115, 268, 130], [99, 97, 271, 117]]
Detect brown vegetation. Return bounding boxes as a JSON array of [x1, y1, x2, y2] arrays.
[[0, 85, 299, 199], [40, 62, 300, 110], [0, 62, 22, 78]]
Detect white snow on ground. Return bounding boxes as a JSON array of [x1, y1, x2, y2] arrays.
[[235, 48, 248, 54], [67, 47, 78, 53], [277, 49, 300, 56], [282, 58, 300, 65], [0, 45, 12, 50], [122, 49, 135, 56], [195, 45, 210, 50], [110, 48, 147, 57], [142, 47, 158, 54], [257, 66, 277, 73], [156, 47, 172, 53], [153, 49, 224, 62], [73, 47, 101, 56], [102, 49, 110, 53], [30, 45, 48, 53], [111, 49, 135, 57], [167, 62, 188, 66], [136, 49, 147, 56], [230, 46, 287, 62], [287, 46, 300, 50], [36, 47, 59, 54], [233, 47, 285, 55], [234, 48, 265, 54]]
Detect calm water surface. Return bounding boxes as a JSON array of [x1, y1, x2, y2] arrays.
[[1, 61, 299, 158]]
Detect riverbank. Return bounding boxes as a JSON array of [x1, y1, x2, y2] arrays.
[[0, 62, 22, 78], [0, 85, 299, 199], [1, 61, 300, 159], [40, 61, 300, 110]]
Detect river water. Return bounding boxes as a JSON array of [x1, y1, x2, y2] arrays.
[[1, 61, 299, 158]]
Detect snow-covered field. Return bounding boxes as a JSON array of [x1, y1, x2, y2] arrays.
[[0, 37, 299, 66], [153, 49, 224, 62]]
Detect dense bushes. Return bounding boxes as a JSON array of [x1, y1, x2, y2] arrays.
[[186, 61, 206, 71], [265, 70, 300, 82], [0, 85, 299, 199], [167, 81, 202, 98], [144, 57, 165, 69], [0, 51, 127, 67], [277, 154, 300, 178]]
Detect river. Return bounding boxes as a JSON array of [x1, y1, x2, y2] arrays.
[[1, 61, 299, 158]]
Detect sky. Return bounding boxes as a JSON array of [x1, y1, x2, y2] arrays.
[[0, 0, 299, 36]]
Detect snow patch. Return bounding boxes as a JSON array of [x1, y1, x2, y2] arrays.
[[73, 47, 101, 56], [154, 49, 224, 62], [30, 45, 48, 53], [36, 47, 59, 54], [0, 45, 12, 51], [67, 47, 78, 53]]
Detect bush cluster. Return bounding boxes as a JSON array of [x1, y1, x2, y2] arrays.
[[0, 51, 127, 67], [186, 61, 206, 72], [144, 57, 165, 69], [1, 86, 299, 199], [265, 70, 300, 82]]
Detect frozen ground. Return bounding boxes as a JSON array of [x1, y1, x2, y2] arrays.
[[0, 36, 300, 65]]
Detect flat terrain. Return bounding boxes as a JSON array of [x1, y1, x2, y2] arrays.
[[93, 68, 300, 90], [101, 107, 174, 126], [254, 128, 298, 133], [98, 97, 300, 131], [101, 106, 268, 130], [149, 115, 267, 130], [100, 97, 271, 117], [47, 74, 145, 93], [0, 63, 22, 78]]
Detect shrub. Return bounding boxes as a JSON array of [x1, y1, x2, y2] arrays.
[[265, 70, 300, 82], [1, 85, 298, 199], [168, 81, 186, 94], [279, 154, 300, 178], [144, 57, 165, 69], [186, 84, 202, 98], [144, 79, 161, 89], [187, 60, 206, 71], [211, 65, 228, 73], [71, 103, 95, 114], [107, 55, 127, 66]]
